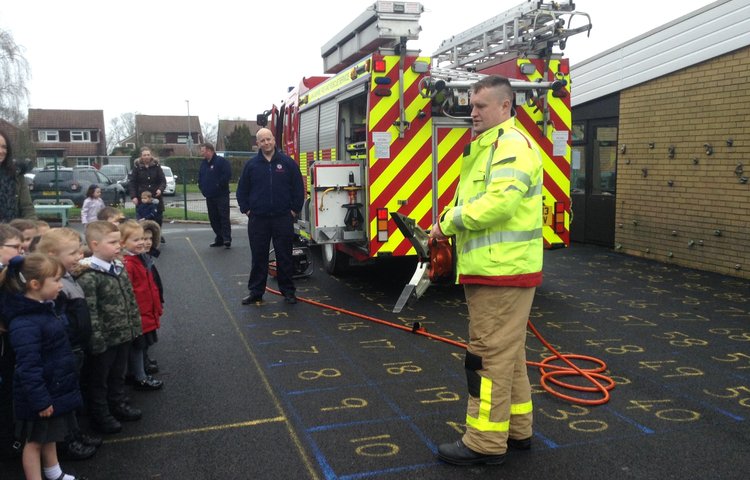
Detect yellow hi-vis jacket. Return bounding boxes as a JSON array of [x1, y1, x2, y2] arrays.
[[438, 116, 544, 287]]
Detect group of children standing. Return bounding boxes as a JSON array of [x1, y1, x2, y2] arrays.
[[0, 209, 166, 480]]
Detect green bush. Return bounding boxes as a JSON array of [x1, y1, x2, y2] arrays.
[[162, 156, 250, 184]]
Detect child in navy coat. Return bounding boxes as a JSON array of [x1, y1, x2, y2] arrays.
[[1, 253, 85, 480]]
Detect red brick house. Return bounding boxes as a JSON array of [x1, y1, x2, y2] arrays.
[[28, 109, 107, 167], [126, 114, 203, 158]]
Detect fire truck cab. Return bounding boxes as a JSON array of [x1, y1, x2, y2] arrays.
[[259, 1, 591, 275]]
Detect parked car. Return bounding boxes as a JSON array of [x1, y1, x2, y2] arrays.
[[100, 164, 130, 192], [30, 167, 127, 207], [24, 167, 43, 187], [161, 165, 177, 196]]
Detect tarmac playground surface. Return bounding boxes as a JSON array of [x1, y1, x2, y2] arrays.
[[1, 222, 748, 479]]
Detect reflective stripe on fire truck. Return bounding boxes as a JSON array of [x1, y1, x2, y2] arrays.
[[367, 55, 434, 253], [511, 58, 571, 248]]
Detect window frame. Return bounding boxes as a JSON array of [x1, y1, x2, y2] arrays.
[[71, 130, 92, 142], [38, 130, 59, 142]]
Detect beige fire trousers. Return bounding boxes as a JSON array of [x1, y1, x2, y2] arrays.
[[461, 284, 536, 454]]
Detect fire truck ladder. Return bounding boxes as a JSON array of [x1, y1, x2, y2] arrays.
[[421, 67, 567, 119], [432, 0, 591, 70], [320, 1, 424, 74]]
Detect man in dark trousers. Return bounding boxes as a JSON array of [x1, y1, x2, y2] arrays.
[[236, 128, 304, 305], [198, 143, 232, 248]]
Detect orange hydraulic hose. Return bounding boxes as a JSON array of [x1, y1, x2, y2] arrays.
[[266, 288, 614, 405]]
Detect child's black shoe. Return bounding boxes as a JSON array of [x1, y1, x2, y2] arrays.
[[59, 438, 96, 460]]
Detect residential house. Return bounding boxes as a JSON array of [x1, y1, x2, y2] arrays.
[[28, 109, 106, 167], [216, 119, 260, 153], [128, 114, 203, 158]]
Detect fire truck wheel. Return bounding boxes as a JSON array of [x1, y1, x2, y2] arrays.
[[322, 243, 349, 276]]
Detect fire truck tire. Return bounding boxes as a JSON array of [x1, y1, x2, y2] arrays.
[[322, 243, 349, 275]]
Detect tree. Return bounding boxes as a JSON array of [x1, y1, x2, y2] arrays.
[[202, 121, 217, 146], [0, 29, 30, 121], [106, 112, 136, 154], [225, 124, 253, 152]]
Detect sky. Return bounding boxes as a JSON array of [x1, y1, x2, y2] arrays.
[[0, 0, 715, 132]]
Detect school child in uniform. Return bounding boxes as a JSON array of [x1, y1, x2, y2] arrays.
[[138, 220, 163, 373], [34, 221, 51, 237], [9, 218, 37, 254], [1, 253, 87, 480], [119, 221, 163, 390], [135, 191, 159, 222], [80, 185, 105, 225], [0, 224, 24, 460], [75, 221, 142, 434], [95, 207, 125, 225], [36, 228, 102, 460]]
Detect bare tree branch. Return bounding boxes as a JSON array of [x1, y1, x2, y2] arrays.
[[0, 29, 31, 115], [202, 121, 217, 145], [106, 112, 136, 153]]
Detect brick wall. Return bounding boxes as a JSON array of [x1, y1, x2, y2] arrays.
[[616, 47, 749, 279]]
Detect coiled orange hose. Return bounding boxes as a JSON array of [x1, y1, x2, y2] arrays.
[[266, 288, 614, 405]]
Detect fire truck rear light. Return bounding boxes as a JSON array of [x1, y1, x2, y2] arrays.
[[374, 77, 392, 85], [554, 202, 565, 233], [376, 208, 389, 242], [373, 60, 387, 72], [374, 87, 391, 97]]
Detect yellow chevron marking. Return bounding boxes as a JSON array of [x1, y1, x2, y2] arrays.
[[369, 125, 468, 254], [370, 119, 431, 201], [368, 56, 429, 135], [369, 57, 402, 129]]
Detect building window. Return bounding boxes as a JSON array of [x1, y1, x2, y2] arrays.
[[147, 133, 166, 144], [176, 135, 188, 144], [71, 130, 92, 142], [36, 156, 61, 168], [125, 142, 135, 148], [75, 157, 96, 167], [38, 130, 59, 142]]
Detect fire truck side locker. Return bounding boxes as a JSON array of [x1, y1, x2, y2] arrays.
[[310, 162, 365, 243]]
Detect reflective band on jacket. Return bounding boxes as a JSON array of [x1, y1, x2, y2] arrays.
[[489, 167, 531, 187], [510, 400, 533, 415], [466, 376, 509, 432], [462, 228, 543, 255]]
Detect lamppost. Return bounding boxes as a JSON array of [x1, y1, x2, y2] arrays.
[[186, 99, 192, 157], [184, 99, 191, 219]]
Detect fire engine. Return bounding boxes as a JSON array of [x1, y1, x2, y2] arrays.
[[258, 0, 591, 276]]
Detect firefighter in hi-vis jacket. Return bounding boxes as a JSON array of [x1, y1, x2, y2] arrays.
[[430, 75, 543, 466]]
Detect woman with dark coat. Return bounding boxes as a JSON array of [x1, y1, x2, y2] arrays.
[[0, 130, 36, 223]]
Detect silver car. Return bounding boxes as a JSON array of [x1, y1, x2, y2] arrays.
[[161, 165, 177, 196]]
